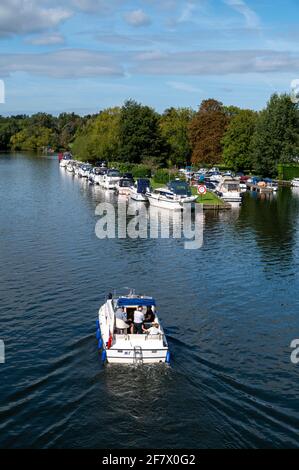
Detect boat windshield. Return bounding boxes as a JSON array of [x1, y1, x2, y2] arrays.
[[168, 181, 191, 196], [120, 178, 133, 187], [108, 170, 120, 177]]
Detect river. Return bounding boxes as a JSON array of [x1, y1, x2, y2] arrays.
[[0, 153, 299, 448]]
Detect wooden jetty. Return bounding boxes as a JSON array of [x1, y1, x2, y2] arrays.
[[246, 183, 273, 193]]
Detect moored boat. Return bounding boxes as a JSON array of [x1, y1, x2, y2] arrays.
[[130, 178, 151, 202], [215, 176, 242, 203], [117, 176, 134, 195], [146, 180, 197, 210], [102, 169, 121, 189]]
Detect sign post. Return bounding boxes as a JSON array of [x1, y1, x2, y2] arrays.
[[197, 184, 207, 201]]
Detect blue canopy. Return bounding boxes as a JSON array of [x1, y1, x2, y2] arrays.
[[117, 297, 156, 307], [137, 179, 150, 194]]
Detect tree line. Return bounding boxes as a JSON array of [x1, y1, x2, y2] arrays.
[[1, 94, 299, 176]]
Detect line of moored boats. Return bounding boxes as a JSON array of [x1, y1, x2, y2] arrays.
[[59, 155, 197, 210]]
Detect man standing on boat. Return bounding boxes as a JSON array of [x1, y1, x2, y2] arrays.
[[131, 306, 145, 334]]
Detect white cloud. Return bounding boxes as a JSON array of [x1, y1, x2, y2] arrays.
[[224, 0, 260, 29], [133, 49, 299, 75], [124, 9, 152, 27], [70, 0, 122, 14], [167, 81, 202, 93], [0, 49, 124, 78], [0, 0, 72, 36], [27, 33, 65, 46], [178, 2, 196, 23]]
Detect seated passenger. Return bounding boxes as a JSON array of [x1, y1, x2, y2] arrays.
[[143, 322, 162, 335], [115, 306, 127, 322], [131, 306, 145, 334], [144, 307, 155, 324]]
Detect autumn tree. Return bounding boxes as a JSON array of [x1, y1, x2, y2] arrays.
[[189, 99, 229, 166]]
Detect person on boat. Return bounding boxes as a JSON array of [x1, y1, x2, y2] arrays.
[[131, 306, 145, 334], [144, 306, 155, 323], [115, 306, 127, 322], [143, 322, 162, 335]]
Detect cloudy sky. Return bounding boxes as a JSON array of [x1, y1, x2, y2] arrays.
[[0, 0, 298, 115]]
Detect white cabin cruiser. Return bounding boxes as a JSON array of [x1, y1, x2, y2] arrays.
[[291, 178, 299, 187], [97, 291, 169, 364], [78, 164, 92, 178], [130, 178, 150, 202], [117, 177, 134, 195], [215, 176, 242, 203], [59, 156, 70, 168], [147, 180, 197, 210], [102, 169, 121, 189], [94, 168, 108, 185], [66, 161, 75, 173], [89, 167, 102, 184]]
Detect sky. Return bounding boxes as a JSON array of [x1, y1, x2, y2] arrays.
[[0, 0, 298, 115]]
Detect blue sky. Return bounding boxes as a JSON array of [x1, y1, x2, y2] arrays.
[[0, 0, 298, 115]]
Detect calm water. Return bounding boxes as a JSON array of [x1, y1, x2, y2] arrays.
[[1, 153, 299, 449]]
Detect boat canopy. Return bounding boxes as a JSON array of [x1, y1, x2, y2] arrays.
[[167, 180, 191, 196], [117, 297, 156, 307], [137, 179, 150, 193]]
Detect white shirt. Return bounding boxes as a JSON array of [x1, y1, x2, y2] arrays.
[[147, 326, 162, 335], [133, 310, 144, 324]]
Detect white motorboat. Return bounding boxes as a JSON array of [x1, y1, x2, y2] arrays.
[[291, 178, 299, 187], [66, 161, 75, 173], [215, 176, 242, 203], [102, 169, 121, 189], [130, 178, 151, 202], [94, 168, 108, 186], [97, 290, 170, 364], [89, 167, 102, 184], [74, 162, 82, 176], [117, 177, 134, 195], [78, 163, 92, 178], [146, 180, 197, 210]]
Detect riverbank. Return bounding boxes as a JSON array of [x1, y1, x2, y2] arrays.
[[150, 179, 226, 209]]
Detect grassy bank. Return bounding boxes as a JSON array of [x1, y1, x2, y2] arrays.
[[191, 186, 224, 205]]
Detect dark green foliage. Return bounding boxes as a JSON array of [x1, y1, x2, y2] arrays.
[[277, 163, 299, 180], [222, 109, 258, 171], [153, 168, 178, 184], [119, 100, 168, 165], [251, 94, 299, 177]]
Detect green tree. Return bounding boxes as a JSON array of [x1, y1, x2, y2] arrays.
[[119, 99, 168, 165], [72, 107, 120, 161], [252, 94, 299, 176], [222, 109, 258, 171], [10, 126, 57, 151], [160, 107, 195, 167], [189, 99, 229, 166]]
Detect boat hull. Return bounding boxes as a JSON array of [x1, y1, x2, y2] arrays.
[[106, 349, 168, 364], [130, 192, 148, 202], [147, 195, 196, 210]]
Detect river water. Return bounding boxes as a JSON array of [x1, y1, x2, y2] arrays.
[[0, 153, 299, 449]]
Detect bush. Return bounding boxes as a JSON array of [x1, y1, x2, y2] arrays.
[[277, 163, 299, 180], [153, 168, 179, 184], [132, 164, 152, 178]]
